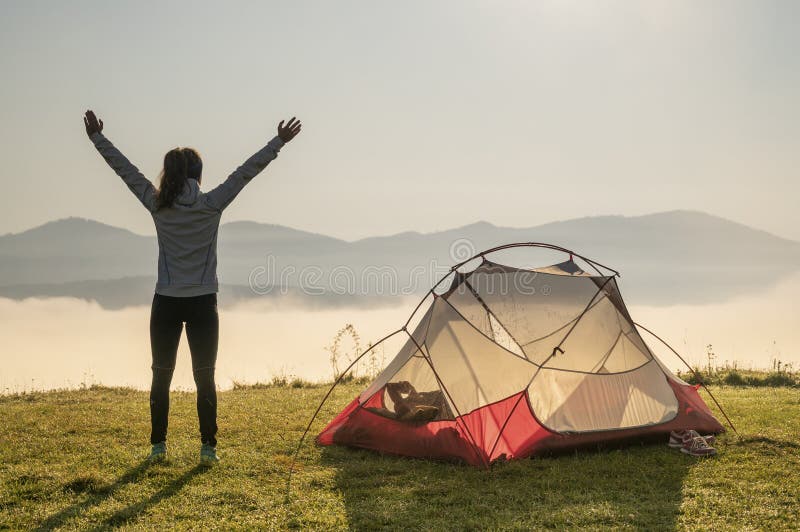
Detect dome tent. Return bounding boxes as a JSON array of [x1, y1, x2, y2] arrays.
[[313, 243, 725, 467]]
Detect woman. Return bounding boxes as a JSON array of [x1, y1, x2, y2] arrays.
[[84, 110, 302, 463]]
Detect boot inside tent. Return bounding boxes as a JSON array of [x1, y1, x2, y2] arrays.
[[314, 243, 726, 467]]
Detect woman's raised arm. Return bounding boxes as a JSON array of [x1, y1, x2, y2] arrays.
[[204, 117, 302, 212], [84, 110, 157, 212]]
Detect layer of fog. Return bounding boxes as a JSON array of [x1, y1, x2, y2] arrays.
[[1, 273, 798, 394]]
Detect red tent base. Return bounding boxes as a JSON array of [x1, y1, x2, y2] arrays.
[[317, 378, 724, 467]]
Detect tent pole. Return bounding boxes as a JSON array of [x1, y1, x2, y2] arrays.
[[402, 271, 455, 329], [405, 241, 617, 335], [486, 355, 553, 461], [486, 277, 613, 459], [451, 242, 620, 278], [440, 296, 537, 366], [287, 265, 468, 493], [464, 279, 526, 355], [404, 330, 491, 469], [285, 327, 405, 495], [634, 322, 739, 436], [551, 276, 615, 354]]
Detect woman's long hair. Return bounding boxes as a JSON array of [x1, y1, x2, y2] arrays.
[[155, 147, 202, 209]]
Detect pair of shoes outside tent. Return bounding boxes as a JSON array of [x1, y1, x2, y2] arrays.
[[669, 429, 717, 457]]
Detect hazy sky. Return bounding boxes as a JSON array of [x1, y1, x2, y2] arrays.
[[1, 0, 798, 240]]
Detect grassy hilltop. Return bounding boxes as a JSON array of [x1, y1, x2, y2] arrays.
[[1, 384, 798, 530]]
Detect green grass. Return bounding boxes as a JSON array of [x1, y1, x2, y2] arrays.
[[1, 384, 798, 530]]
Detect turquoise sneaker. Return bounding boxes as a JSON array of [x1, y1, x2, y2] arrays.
[[200, 443, 219, 463], [149, 442, 167, 461]]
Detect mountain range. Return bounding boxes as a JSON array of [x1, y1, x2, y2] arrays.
[[1, 210, 798, 309]]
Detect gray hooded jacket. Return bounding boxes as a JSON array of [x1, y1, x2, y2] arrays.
[[90, 132, 285, 297]]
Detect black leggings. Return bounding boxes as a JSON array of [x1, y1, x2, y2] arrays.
[[149, 292, 219, 446]]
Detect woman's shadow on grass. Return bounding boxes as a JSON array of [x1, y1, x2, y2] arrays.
[[36, 461, 210, 531], [319, 443, 696, 530]]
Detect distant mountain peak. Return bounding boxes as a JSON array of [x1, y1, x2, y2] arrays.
[[456, 220, 496, 230], [220, 219, 346, 243], [6, 217, 145, 239]]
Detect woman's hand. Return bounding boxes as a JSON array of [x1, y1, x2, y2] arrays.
[[277, 117, 302, 143], [84, 110, 104, 138]]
